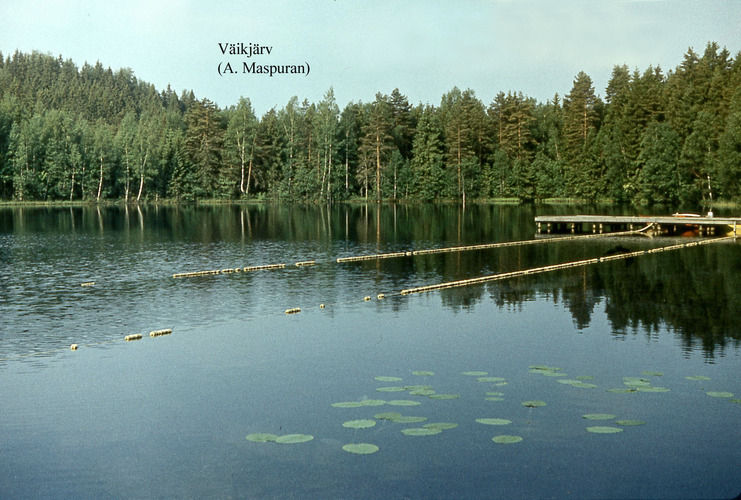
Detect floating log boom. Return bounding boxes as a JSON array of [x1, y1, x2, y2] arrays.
[[400, 236, 737, 296], [534, 215, 741, 237]]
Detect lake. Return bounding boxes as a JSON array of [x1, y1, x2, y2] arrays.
[[1, 203, 739, 499]]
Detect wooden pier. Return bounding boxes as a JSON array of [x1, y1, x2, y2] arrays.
[[534, 214, 741, 237]]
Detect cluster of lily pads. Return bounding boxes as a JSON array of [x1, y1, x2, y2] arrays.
[[245, 364, 738, 456]]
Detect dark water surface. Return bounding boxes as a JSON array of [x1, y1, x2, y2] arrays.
[[1, 204, 740, 499]]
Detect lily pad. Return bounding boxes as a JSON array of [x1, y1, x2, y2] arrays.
[[387, 400, 422, 406], [485, 397, 505, 401], [375, 376, 403, 382], [332, 401, 365, 408], [275, 434, 314, 444], [409, 389, 436, 396], [412, 371, 434, 376], [401, 427, 442, 436], [476, 418, 512, 425], [374, 412, 403, 420], [637, 386, 670, 393], [615, 419, 646, 426], [342, 443, 379, 455], [641, 371, 664, 377], [424, 422, 458, 430], [492, 435, 523, 444], [521, 400, 546, 407], [582, 414, 616, 420], [706, 391, 734, 398], [486, 392, 504, 397], [429, 394, 460, 400], [686, 375, 711, 381], [557, 379, 584, 385], [462, 371, 488, 376], [359, 399, 386, 406], [389, 415, 427, 424], [586, 426, 623, 434], [576, 375, 595, 380], [606, 388, 637, 394], [343, 419, 377, 429], [730, 399, 741, 404], [376, 386, 406, 392], [245, 433, 278, 443]]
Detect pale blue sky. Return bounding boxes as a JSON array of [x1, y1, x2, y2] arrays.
[[1, 0, 739, 115]]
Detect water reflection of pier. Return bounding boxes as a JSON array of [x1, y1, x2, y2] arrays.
[[534, 215, 741, 237]]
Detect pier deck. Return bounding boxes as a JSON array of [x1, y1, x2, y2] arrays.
[[534, 214, 741, 236]]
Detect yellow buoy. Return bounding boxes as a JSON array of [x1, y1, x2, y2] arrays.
[[285, 308, 301, 314], [81, 282, 95, 287], [149, 329, 173, 337], [125, 334, 143, 342], [364, 296, 371, 301], [377, 294, 386, 299], [319, 304, 325, 309], [295, 260, 316, 267], [70, 344, 78, 351]]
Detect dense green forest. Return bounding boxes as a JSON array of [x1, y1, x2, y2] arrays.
[[0, 42, 739, 204]]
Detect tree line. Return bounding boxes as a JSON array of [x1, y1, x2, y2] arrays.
[[0, 42, 739, 204]]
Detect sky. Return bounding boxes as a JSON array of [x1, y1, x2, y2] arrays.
[[1, 0, 740, 115]]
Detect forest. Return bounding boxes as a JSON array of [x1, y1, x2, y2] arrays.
[[0, 42, 739, 205]]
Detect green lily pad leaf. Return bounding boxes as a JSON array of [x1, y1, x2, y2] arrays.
[[424, 422, 458, 430], [476, 418, 512, 425], [477, 377, 506, 382], [706, 391, 735, 398], [521, 400, 546, 407], [376, 386, 406, 392], [359, 399, 386, 406], [606, 388, 637, 393], [529, 365, 562, 371], [403, 385, 433, 391], [576, 375, 595, 380], [586, 426, 623, 434], [374, 412, 403, 420], [486, 392, 504, 397], [412, 371, 434, 376], [492, 435, 523, 444], [275, 434, 314, 444], [615, 420, 646, 426], [686, 375, 711, 381], [343, 419, 377, 429], [729, 399, 741, 404], [429, 393, 460, 400], [462, 371, 488, 376], [557, 379, 584, 385], [637, 386, 670, 393], [342, 443, 379, 454], [389, 415, 427, 424], [245, 433, 278, 443], [641, 371, 663, 377], [375, 376, 402, 382], [401, 427, 442, 436], [387, 400, 422, 406], [582, 414, 616, 420], [409, 389, 436, 396], [332, 401, 365, 408], [485, 397, 505, 401], [623, 380, 651, 387]]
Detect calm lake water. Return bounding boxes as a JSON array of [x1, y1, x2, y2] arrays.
[[1, 204, 740, 499]]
